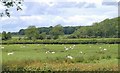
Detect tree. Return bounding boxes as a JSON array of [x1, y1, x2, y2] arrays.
[[2, 31, 12, 40], [0, 0, 23, 17], [18, 29, 25, 35], [38, 32, 46, 40], [2, 31, 7, 40], [50, 24, 64, 39], [7, 32, 12, 39], [25, 26, 39, 40]]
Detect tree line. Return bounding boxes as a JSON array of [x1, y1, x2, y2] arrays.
[[2, 17, 119, 40]]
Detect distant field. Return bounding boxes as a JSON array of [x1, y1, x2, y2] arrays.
[[1, 44, 118, 71]]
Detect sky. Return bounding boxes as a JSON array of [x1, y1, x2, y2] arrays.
[[0, 0, 119, 32]]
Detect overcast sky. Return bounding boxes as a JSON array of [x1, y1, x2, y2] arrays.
[[0, 0, 119, 32]]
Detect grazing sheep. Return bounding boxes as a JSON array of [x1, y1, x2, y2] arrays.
[[72, 45, 76, 49], [51, 51, 55, 54], [64, 47, 69, 50], [1, 47, 4, 49], [7, 52, 14, 55], [73, 45, 75, 47], [46, 51, 49, 54], [99, 47, 102, 49], [67, 56, 73, 59], [80, 51, 83, 54], [65, 48, 69, 50], [103, 48, 107, 51], [69, 46, 74, 50]]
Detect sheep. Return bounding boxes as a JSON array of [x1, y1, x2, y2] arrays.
[[65, 48, 69, 50], [72, 45, 76, 49], [73, 45, 75, 47], [67, 56, 73, 59], [46, 51, 50, 54], [7, 52, 14, 55], [64, 47, 69, 50], [80, 51, 83, 54], [51, 51, 55, 54], [1, 47, 4, 49], [99, 47, 102, 49], [69, 46, 74, 50], [103, 48, 107, 51]]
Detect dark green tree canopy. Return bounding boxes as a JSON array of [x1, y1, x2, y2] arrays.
[[2, 31, 12, 40], [25, 26, 39, 40]]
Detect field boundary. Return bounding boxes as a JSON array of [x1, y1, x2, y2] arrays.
[[1, 38, 120, 44]]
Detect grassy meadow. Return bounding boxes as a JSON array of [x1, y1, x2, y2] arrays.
[[1, 44, 118, 71]]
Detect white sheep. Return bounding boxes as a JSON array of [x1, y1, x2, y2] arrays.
[[64, 47, 69, 50], [7, 52, 14, 55], [80, 51, 83, 54], [67, 56, 73, 59], [69, 46, 74, 50], [1, 47, 4, 49], [46, 51, 50, 54], [103, 48, 107, 51], [73, 45, 75, 47], [51, 51, 55, 54]]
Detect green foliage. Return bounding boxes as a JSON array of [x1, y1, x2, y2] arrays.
[[38, 32, 46, 40], [18, 29, 25, 35], [50, 24, 64, 36], [0, 0, 23, 17], [25, 26, 39, 40], [2, 31, 12, 40], [72, 17, 119, 38], [1, 38, 120, 44]]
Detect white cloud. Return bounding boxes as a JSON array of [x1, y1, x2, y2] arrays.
[[0, 0, 118, 32], [24, 0, 103, 7], [0, 2, 6, 11], [20, 15, 43, 21]]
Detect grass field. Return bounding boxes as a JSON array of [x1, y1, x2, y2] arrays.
[[1, 44, 119, 71]]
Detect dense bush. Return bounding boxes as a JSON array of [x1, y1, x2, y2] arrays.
[[1, 38, 120, 44]]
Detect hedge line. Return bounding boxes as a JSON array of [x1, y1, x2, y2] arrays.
[[1, 38, 120, 44]]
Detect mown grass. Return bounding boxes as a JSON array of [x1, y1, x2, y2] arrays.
[[1, 44, 118, 71]]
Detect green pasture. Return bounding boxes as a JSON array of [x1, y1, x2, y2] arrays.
[[2, 44, 118, 62], [1, 44, 118, 71]]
